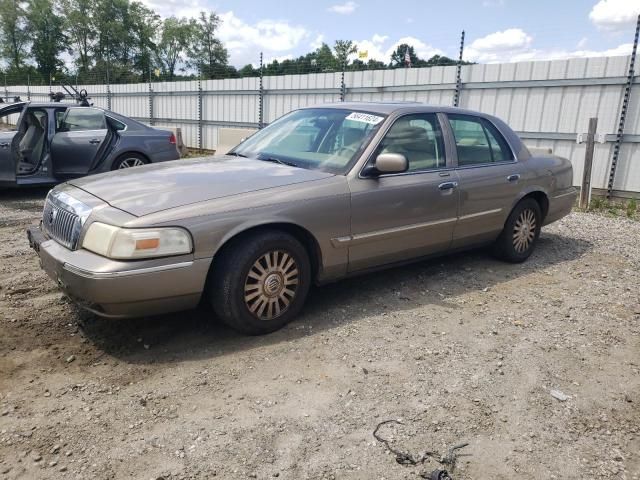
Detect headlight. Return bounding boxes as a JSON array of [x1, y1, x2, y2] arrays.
[[82, 222, 193, 259]]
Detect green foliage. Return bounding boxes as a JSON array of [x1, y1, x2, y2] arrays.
[[156, 17, 195, 80], [60, 0, 94, 73], [27, 0, 66, 77], [0, 0, 475, 84], [626, 198, 637, 218], [0, 0, 30, 70], [188, 11, 228, 79], [333, 40, 357, 67]]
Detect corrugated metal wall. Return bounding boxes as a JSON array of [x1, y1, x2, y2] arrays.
[[5, 54, 639, 193]]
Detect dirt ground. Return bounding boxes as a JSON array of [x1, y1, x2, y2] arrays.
[[0, 187, 638, 480]]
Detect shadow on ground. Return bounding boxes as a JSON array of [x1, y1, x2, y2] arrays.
[[75, 231, 592, 365]]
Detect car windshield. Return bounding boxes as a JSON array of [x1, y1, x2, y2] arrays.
[[230, 108, 386, 174]]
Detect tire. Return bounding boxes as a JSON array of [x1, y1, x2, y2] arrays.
[[209, 230, 311, 335], [112, 153, 148, 170], [492, 198, 542, 263]]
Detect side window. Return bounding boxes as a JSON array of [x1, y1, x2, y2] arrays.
[[375, 113, 446, 172], [0, 106, 23, 131], [448, 114, 513, 166], [61, 109, 106, 132]]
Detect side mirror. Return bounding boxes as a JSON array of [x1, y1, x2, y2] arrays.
[[364, 153, 408, 176]]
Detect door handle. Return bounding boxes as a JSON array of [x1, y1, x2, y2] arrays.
[[0, 142, 9, 148], [89, 138, 101, 145], [507, 174, 521, 182], [438, 181, 458, 191]]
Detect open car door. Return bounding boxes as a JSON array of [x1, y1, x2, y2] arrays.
[[51, 107, 109, 177], [0, 103, 25, 184]]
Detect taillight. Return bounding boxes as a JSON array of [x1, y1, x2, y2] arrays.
[[169, 133, 176, 145]]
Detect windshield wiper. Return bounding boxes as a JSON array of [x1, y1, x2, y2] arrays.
[[227, 152, 248, 157], [259, 156, 299, 168]]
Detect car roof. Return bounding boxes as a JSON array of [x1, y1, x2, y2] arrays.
[[309, 101, 493, 117]]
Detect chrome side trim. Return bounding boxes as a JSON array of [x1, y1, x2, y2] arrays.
[[552, 189, 577, 199], [331, 217, 457, 248], [458, 208, 503, 221], [63, 261, 194, 279], [332, 208, 504, 247]]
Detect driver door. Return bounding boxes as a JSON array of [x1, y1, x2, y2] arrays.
[[0, 104, 24, 183], [51, 108, 108, 176], [346, 112, 459, 272]]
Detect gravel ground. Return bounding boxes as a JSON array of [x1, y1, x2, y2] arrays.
[[0, 187, 639, 480]]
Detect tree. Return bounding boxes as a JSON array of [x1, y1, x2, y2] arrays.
[[333, 39, 357, 68], [0, 0, 30, 71], [156, 17, 193, 80], [60, 0, 94, 73], [238, 63, 259, 77], [313, 43, 337, 71], [129, 2, 160, 80], [389, 44, 418, 68], [188, 11, 228, 79], [27, 0, 66, 78]]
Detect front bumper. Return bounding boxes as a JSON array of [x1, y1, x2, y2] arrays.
[[27, 225, 210, 318]]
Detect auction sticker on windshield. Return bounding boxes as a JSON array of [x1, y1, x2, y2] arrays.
[[346, 112, 384, 125]]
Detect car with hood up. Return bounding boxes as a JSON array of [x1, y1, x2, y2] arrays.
[[0, 101, 180, 187], [27, 102, 577, 335]]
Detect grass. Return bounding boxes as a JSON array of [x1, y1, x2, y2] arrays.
[[585, 196, 639, 220]]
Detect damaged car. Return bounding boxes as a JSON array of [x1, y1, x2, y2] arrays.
[[27, 102, 577, 335], [0, 102, 180, 187]]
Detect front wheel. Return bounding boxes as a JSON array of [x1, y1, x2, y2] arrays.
[[209, 231, 311, 335], [492, 198, 542, 263]]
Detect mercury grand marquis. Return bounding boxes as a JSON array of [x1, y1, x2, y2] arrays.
[[27, 102, 577, 335]]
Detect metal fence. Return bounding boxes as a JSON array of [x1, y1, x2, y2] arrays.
[[3, 54, 640, 195]]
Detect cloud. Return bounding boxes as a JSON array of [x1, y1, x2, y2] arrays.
[[138, 0, 205, 19], [507, 43, 633, 62], [465, 28, 533, 62], [217, 11, 309, 66], [310, 34, 325, 50], [328, 1, 358, 15], [464, 28, 633, 63], [482, 0, 505, 6], [589, 0, 640, 31]]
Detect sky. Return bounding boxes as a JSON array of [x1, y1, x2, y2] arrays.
[[139, 0, 640, 67]]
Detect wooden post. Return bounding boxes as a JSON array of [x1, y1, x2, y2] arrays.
[[580, 117, 598, 209]]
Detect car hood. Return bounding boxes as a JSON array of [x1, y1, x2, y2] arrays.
[[69, 156, 336, 217]]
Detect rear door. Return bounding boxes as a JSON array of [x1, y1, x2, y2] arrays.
[[445, 113, 525, 248], [0, 104, 24, 183], [51, 108, 108, 176]]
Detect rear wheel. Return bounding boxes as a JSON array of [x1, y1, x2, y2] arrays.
[[112, 153, 148, 170], [209, 231, 311, 335], [493, 198, 542, 263]]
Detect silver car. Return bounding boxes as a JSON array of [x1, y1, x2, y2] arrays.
[[0, 102, 180, 187], [27, 102, 576, 335]]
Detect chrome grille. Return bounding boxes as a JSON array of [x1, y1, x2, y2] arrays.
[[42, 200, 81, 249], [41, 190, 92, 250]]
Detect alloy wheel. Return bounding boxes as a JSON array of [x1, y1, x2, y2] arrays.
[[118, 158, 146, 168]]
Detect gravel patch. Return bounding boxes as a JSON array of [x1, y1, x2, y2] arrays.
[[0, 189, 638, 479]]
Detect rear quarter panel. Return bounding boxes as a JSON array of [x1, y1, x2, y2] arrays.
[[115, 130, 180, 164]]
